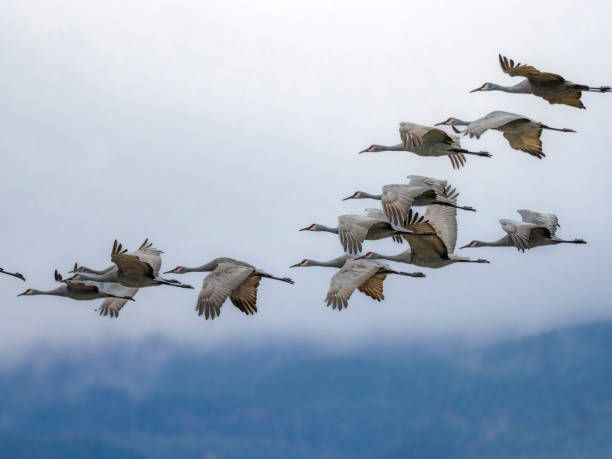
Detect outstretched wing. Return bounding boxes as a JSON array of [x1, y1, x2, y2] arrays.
[[517, 209, 559, 236], [229, 275, 261, 315], [197, 263, 254, 319], [98, 285, 139, 318], [403, 209, 449, 259], [399, 122, 453, 150], [465, 111, 529, 139], [499, 54, 565, 84], [357, 273, 387, 302], [111, 240, 155, 279], [424, 204, 458, 254], [132, 239, 163, 276], [338, 215, 377, 254], [381, 185, 426, 226], [499, 219, 534, 252], [502, 128, 544, 158], [325, 261, 380, 310]]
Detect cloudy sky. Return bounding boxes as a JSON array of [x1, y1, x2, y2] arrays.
[[1, 0, 610, 361]]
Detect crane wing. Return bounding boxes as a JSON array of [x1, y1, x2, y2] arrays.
[[424, 204, 458, 254], [133, 239, 163, 275], [357, 273, 387, 302], [381, 185, 423, 226], [539, 91, 585, 109], [197, 263, 254, 319], [517, 209, 559, 236], [465, 111, 529, 139], [325, 260, 381, 310], [111, 240, 156, 279], [499, 219, 534, 252], [403, 209, 449, 259], [406, 175, 448, 192], [338, 215, 376, 254], [502, 127, 544, 158], [399, 122, 453, 150], [499, 54, 565, 84], [229, 275, 261, 315], [97, 285, 139, 318]]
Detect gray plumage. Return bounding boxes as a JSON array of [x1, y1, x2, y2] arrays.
[[470, 54, 610, 109], [436, 111, 575, 158], [461, 209, 586, 252], [359, 122, 491, 169], [290, 255, 424, 310]]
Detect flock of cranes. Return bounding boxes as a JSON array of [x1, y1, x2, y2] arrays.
[[4, 54, 606, 318]]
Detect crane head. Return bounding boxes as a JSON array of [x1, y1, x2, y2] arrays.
[[435, 118, 455, 126], [289, 259, 311, 268], [164, 266, 186, 274], [459, 240, 483, 249], [17, 289, 36, 297], [355, 251, 379, 260], [342, 191, 363, 201], [470, 83, 493, 93], [299, 224, 319, 232], [359, 144, 381, 153]]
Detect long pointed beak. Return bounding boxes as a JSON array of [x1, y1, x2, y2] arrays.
[[289, 263, 301, 268], [299, 227, 310, 231], [459, 244, 470, 249], [469, 87, 482, 93], [163, 270, 174, 274], [17, 292, 25, 297], [434, 121, 446, 126], [342, 195, 354, 201], [358, 148, 369, 154]]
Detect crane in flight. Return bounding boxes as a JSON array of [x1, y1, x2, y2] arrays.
[[436, 111, 575, 158], [360, 122, 491, 169], [290, 255, 424, 310], [460, 210, 587, 252], [470, 54, 610, 109]]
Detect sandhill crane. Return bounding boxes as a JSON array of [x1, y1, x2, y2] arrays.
[[436, 111, 575, 158], [290, 255, 424, 310], [0, 267, 25, 281], [460, 210, 587, 252], [18, 270, 136, 302], [342, 178, 474, 226], [356, 205, 489, 268], [164, 258, 293, 319], [470, 54, 610, 109], [360, 123, 491, 169], [299, 212, 432, 254], [68, 239, 194, 290]]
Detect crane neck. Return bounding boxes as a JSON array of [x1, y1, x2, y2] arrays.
[[312, 256, 350, 268], [481, 236, 512, 247], [183, 261, 218, 272], [377, 144, 404, 151], [318, 225, 339, 234], [489, 83, 525, 93], [451, 119, 472, 126], [359, 192, 383, 200]]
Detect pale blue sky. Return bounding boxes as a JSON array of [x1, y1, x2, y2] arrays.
[[1, 0, 610, 360]]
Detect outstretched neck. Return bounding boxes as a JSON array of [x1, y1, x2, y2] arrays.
[[313, 256, 349, 268], [360, 192, 383, 200], [482, 236, 511, 247], [490, 82, 526, 93], [372, 144, 404, 152], [452, 119, 472, 126], [319, 225, 339, 234], [184, 262, 218, 272]]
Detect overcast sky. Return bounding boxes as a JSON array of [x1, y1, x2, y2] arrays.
[[1, 0, 611, 361]]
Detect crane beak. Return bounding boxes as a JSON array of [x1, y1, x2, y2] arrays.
[[469, 87, 482, 93], [289, 263, 301, 268], [298, 226, 310, 231], [162, 269, 174, 274], [434, 121, 446, 126], [459, 243, 470, 249], [358, 148, 369, 154], [342, 195, 354, 201]]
